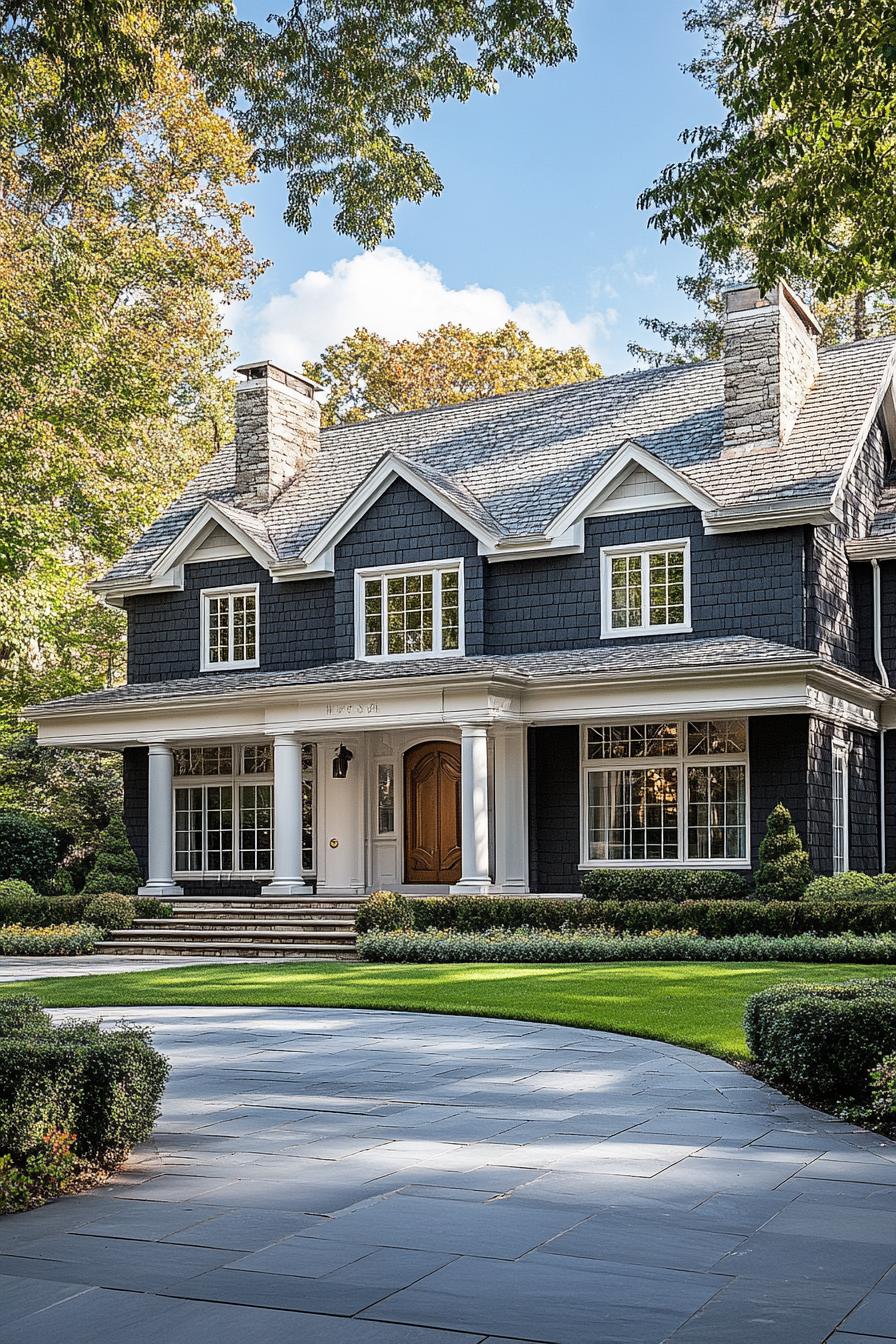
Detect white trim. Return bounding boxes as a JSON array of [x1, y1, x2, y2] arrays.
[[578, 717, 751, 868], [832, 736, 850, 874], [599, 539, 691, 639], [200, 584, 260, 672], [353, 558, 465, 661], [548, 441, 719, 538], [148, 503, 276, 578]]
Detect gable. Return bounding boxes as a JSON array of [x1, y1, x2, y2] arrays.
[[182, 522, 251, 563], [587, 463, 694, 516], [333, 477, 481, 562]]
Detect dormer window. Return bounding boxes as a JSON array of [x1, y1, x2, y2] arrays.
[[600, 540, 690, 638], [355, 560, 463, 659], [201, 584, 259, 671]]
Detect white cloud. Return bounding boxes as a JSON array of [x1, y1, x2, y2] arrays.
[[229, 247, 616, 370]]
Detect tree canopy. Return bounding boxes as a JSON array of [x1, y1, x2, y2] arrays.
[[2, 0, 576, 247], [639, 1, 896, 301], [305, 321, 603, 426]]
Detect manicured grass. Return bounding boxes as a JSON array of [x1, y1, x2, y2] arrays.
[[3, 960, 894, 1060]]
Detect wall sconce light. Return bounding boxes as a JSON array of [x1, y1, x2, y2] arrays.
[[332, 743, 353, 778]]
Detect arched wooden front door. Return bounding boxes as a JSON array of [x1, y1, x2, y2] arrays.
[[404, 741, 461, 885]]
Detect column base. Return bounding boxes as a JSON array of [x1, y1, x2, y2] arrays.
[[449, 878, 498, 895], [138, 881, 184, 898], [259, 878, 311, 896]]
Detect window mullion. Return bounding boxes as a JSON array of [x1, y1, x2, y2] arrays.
[[642, 552, 650, 629], [433, 571, 442, 655], [380, 577, 387, 657]]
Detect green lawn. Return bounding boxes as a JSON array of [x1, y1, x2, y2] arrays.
[[3, 960, 893, 1060]]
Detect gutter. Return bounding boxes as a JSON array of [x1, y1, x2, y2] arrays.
[[873, 558, 890, 872]]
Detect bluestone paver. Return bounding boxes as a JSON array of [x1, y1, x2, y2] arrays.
[[0, 1005, 893, 1344]]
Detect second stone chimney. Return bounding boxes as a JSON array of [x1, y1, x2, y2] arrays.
[[234, 361, 322, 508], [722, 281, 820, 457]]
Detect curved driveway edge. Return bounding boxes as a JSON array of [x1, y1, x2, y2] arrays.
[[1, 1006, 895, 1344]]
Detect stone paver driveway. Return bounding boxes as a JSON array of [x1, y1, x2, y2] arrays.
[[1, 1007, 895, 1344]]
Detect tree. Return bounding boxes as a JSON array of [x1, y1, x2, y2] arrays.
[[306, 321, 603, 427], [82, 815, 142, 894], [1, 1, 576, 247], [629, 251, 896, 367], [753, 803, 812, 901], [639, 1, 896, 302]]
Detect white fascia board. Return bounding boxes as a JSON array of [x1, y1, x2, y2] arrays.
[[703, 499, 841, 534], [297, 455, 502, 571], [146, 502, 275, 578], [831, 345, 896, 515], [546, 440, 720, 539], [846, 538, 896, 561], [87, 566, 185, 607]]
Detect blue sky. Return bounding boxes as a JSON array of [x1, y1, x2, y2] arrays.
[[230, 3, 721, 375]]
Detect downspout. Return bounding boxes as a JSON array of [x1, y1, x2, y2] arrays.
[[872, 559, 889, 872]]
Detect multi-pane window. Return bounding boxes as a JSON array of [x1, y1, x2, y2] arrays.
[[202, 586, 259, 669], [377, 763, 395, 835], [173, 742, 315, 876], [832, 741, 850, 874], [601, 543, 689, 637], [584, 718, 748, 865], [358, 563, 463, 658]]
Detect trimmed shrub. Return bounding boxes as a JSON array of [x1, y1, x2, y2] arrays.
[[358, 927, 896, 966], [581, 869, 749, 902], [82, 816, 141, 895], [0, 893, 88, 927], [0, 812, 59, 892], [805, 872, 896, 902], [0, 1020, 169, 1163], [0, 880, 38, 902], [871, 1054, 896, 1122], [744, 978, 896, 1105], [356, 890, 414, 933], [133, 898, 173, 919], [83, 893, 136, 931], [0, 923, 101, 955], [49, 868, 76, 897], [0, 994, 52, 1036], [753, 804, 812, 901]]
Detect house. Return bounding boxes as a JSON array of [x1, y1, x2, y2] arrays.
[[26, 282, 896, 899]]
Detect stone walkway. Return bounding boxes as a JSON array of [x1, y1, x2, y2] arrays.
[[1, 1007, 895, 1344], [0, 956, 267, 983]]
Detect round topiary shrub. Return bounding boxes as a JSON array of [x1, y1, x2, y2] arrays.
[[0, 879, 38, 902], [356, 890, 415, 933], [753, 803, 812, 901], [83, 893, 136, 931], [0, 993, 53, 1036], [805, 872, 878, 901], [82, 817, 142, 895], [0, 812, 59, 893]]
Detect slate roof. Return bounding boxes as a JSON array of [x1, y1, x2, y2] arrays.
[[100, 336, 896, 586], [27, 637, 824, 716]]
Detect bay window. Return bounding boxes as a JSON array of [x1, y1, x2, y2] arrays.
[[173, 742, 315, 877], [582, 718, 748, 865], [356, 560, 463, 659]]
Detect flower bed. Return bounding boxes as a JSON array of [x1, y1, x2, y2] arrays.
[[0, 923, 101, 955], [357, 927, 896, 964]]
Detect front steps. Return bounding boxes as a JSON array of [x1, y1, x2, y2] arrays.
[[97, 897, 363, 959]]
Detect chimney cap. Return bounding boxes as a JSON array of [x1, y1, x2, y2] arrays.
[[234, 359, 324, 397], [723, 281, 821, 337]]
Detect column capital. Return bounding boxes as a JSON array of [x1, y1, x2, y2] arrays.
[[269, 732, 301, 747], [146, 742, 174, 756], [457, 721, 490, 736]]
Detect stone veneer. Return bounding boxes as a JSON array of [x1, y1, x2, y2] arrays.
[[234, 363, 321, 509]]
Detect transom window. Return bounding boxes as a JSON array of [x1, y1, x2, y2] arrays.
[[356, 561, 463, 659], [201, 585, 259, 670], [173, 741, 315, 877], [600, 541, 690, 638], [583, 718, 748, 866]]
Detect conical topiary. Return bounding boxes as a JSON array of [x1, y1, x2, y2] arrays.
[[82, 816, 142, 895], [753, 803, 812, 901]]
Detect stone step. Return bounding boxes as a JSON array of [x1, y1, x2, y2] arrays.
[[169, 901, 364, 912], [97, 939, 357, 959], [107, 925, 355, 943], [164, 908, 361, 920], [134, 918, 357, 931]]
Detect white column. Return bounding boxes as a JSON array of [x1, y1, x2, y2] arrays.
[[139, 744, 183, 897], [493, 725, 529, 893], [450, 724, 494, 894], [261, 735, 310, 896]]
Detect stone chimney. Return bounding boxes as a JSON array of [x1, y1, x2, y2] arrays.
[[722, 281, 821, 457], [233, 361, 322, 508]]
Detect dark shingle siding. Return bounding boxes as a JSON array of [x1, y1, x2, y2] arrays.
[[122, 746, 148, 879], [749, 715, 810, 864], [528, 725, 580, 892], [485, 509, 804, 653]]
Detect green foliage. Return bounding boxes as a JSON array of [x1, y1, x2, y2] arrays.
[[744, 978, 896, 1106], [804, 872, 895, 902], [0, 993, 52, 1035], [83, 894, 136, 931], [0, 893, 88, 926], [355, 890, 415, 933], [82, 817, 141, 895], [0, 2, 576, 249], [0, 879, 38, 901], [581, 868, 749, 902], [307, 322, 601, 426], [0, 811, 59, 891], [871, 1053, 896, 1122], [0, 923, 101, 955], [134, 898, 174, 919], [0, 730, 123, 863], [0, 1017, 169, 1163], [753, 804, 812, 901], [358, 928, 896, 966], [639, 1, 896, 302], [0, 1129, 77, 1214]]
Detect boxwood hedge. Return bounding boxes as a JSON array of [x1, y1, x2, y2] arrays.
[[581, 869, 749, 901]]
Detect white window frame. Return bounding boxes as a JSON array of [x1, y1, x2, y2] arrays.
[[200, 584, 260, 671], [599, 539, 691, 639], [172, 741, 316, 879], [354, 558, 465, 660], [579, 718, 750, 869], [832, 737, 850, 874]]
